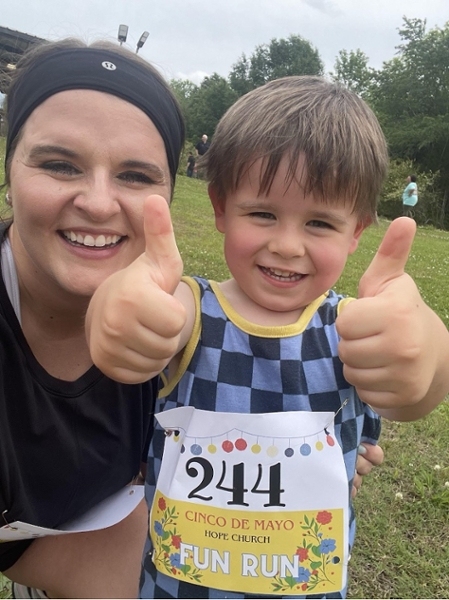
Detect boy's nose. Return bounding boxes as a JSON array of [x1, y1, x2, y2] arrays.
[[268, 229, 305, 258]]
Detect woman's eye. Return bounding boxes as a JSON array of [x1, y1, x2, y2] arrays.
[[41, 161, 79, 176], [118, 172, 153, 185]]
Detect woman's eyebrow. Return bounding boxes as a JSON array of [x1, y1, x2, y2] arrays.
[[29, 144, 78, 159], [120, 159, 166, 180]]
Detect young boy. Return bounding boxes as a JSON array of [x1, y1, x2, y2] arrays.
[[87, 76, 449, 598], [186, 152, 196, 177]]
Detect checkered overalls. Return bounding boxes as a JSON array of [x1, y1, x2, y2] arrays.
[[141, 277, 381, 599]]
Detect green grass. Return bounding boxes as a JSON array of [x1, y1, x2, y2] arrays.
[[1, 146, 449, 598]]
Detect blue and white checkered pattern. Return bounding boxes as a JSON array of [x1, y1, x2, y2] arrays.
[[141, 277, 381, 599]]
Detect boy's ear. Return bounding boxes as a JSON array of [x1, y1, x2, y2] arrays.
[[208, 184, 226, 233], [348, 220, 368, 255]]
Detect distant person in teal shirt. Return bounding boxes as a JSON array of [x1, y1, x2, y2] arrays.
[[402, 174, 418, 217]]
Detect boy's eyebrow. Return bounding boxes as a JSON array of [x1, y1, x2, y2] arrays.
[[235, 200, 273, 210], [308, 210, 349, 225]]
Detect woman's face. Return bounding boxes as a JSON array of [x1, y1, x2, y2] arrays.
[[8, 89, 171, 301]]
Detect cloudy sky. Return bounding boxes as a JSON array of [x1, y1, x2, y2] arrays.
[[3, 0, 449, 84]]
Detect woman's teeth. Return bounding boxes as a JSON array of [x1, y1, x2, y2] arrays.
[[64, 231, 122, 247]]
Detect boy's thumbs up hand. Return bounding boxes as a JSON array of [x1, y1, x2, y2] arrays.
[[86, 195, 186, 383], [337, 217, 438, 412], [357, 217, 416, 298]]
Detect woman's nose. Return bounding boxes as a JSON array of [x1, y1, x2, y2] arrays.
[[73, 176, 121, 221]]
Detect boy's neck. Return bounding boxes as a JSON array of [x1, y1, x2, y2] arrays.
[[217, 279, 306, 327]]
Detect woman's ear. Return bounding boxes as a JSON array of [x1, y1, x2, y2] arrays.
[[208, 184, 226, 233]]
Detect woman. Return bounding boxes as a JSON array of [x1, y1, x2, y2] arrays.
[[402, 174, 418, 217], [0, 38, 184, 598], [1, 37, 383, 599]]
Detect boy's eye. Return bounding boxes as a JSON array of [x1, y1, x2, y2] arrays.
[[249, 211, 276, 220], [41, 161, 80, 176], [118, 171, 154, 185], [308, 220, 333, 229]]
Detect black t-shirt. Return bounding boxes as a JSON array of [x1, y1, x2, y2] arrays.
[[195, 140, 210, 155], [0, 223, 157, 569]]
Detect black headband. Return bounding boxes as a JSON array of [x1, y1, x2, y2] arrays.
[[6, 46, 185, 182]]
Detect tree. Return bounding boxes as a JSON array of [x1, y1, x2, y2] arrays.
[[228, 54, 253, 97], [169, 76, 237, 142], [170, 79, 198, 115], [229, 34, 323, 96], [187, 74, 238, 141], [269, 36, 323, 79], [370, 17, 449, 227], [169, 79, 198, 140], [371, 19, 449, 168], [331, 49, 376, 97]]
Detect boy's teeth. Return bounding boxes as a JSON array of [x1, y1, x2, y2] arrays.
[[272, 268, 294, 277], [262, 266, 302, 281]]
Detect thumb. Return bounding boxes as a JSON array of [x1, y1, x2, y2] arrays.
[[358, 217, 416, 298], [142, 194, 183, 294]]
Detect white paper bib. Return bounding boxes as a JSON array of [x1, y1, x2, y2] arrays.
[[0, 486, 144, 542], [150, 406, 349, 596]]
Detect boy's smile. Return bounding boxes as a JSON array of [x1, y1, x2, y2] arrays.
[[211, 155, 365, 325], [259, 266, 304, 283]]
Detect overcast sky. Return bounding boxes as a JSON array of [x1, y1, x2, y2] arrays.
[[3, 0, 449, 84]]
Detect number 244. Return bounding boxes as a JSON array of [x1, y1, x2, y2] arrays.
[[185, 457, 285, 507]]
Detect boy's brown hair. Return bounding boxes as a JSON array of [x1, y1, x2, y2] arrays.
[[202, 76, 389, 224]]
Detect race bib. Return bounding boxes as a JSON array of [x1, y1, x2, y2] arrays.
[[150, 406, 349, 596]]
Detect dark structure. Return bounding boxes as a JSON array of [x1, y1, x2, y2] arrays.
[[0, 26, 45, 94]]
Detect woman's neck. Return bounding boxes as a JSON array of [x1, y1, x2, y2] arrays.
[[18, 271, 94, 381]]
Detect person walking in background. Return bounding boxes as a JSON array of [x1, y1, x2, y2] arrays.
[[195, 133, 210, 157], [195, 134, 210, 179], [186, 152, 196, 177], [402, 174, 418, 217]]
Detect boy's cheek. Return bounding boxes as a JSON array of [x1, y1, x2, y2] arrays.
[[348, 238, 360, 255], [348, 222, 367, 254]]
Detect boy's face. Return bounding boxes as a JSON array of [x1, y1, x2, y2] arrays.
[[210, 155, 365, 319]]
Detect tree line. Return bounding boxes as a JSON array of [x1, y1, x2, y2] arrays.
[[172, 17, 449, 229]]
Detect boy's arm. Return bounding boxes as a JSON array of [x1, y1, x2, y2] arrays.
[[86, 195, 194, 383], [337, 217, 449, 421]]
